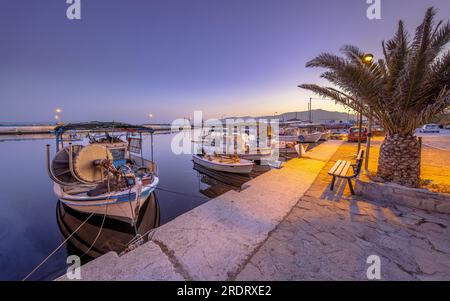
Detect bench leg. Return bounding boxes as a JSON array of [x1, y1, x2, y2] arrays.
[[330, 176, 336, 191], [348, 179, 355, 195]]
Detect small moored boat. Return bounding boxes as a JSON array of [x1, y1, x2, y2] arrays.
[[192, 154, 254, 174]]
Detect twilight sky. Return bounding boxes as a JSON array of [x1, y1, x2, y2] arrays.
[[0, 0, 449, 123]]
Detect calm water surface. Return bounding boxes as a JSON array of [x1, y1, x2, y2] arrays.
[[0, 132, 235, 280]]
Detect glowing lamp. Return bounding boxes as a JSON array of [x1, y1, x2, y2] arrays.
[[362, 54, 374, 64]]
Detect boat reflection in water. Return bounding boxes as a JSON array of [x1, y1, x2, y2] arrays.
[[56, 193, 160, 261], [193, 162, 270, 198]]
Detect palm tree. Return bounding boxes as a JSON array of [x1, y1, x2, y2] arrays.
[[300, 7, 450, 188]]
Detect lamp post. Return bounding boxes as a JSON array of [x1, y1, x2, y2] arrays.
[[54, 108, 62, 124], [309, 98, 312, 123], [361, 53, 374, 171], [148, 113, 153, 126]]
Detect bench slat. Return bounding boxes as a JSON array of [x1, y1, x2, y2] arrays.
[[339, 161, 352, 177], [334, 160, 349, 176], [328, 160, 343, 175]]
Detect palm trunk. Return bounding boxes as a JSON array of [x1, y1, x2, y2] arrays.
[[377, 134, 421, 188]]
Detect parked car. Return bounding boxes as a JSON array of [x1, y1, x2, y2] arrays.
[[348, 127, 368, 142], [420, 124, 440, 133], [330, 130, 347, 140], [445, 124, 450, 130]]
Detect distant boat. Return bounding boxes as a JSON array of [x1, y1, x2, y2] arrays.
[[279, 132, 322, 143], [279, 124, 323, 144], [192, 154, 254, 174], [279, 123, 329, 144], [62, 130, 83, 142], [320, 130, 331, 141], [201, 145, 273, 162]]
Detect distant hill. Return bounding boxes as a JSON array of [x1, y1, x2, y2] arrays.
[[225, 109, 356, 124]]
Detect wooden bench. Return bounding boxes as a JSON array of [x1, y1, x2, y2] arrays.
[[328, 149, 364, 195]]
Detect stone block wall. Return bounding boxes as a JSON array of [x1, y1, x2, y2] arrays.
[[356, 179, 450, 214]]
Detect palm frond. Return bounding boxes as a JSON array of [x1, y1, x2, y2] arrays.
[[340, 45, 365, 65]]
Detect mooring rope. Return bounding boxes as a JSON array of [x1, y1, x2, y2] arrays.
[[22, 211, 95, 281], [123, 194, 161, 250], [22, 201, 112, 281], [23, 182, 205, 280], [155, 186, 208, 200], [23, 171, 114, 281]]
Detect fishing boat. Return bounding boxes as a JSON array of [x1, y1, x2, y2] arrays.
[[47, 122, 159, 223], [279, 123, 329, 143], [279, 128, 322, 143], [192, 154, 254, 174], [201, 144, 273, 161], [62, 130, 83, 142]]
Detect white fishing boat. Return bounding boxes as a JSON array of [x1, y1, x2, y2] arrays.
[[192, 154, 254, 174], [279, 124, 323, 143], [47, 122, 159, 223], [201, 145, 273, 161], [279, 132, 322, 143]]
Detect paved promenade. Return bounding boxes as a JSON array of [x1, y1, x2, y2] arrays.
[[58, 140, 343, 280], [237, 145, 450, 280]]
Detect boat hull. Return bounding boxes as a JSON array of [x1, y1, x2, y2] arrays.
[[192, 155, 254, 174], [55, 177, 159, 222]]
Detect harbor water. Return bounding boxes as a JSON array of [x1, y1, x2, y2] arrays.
[[0, 132, 267, 280]]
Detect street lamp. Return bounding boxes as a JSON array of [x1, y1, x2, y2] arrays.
[[362, 53, 374, 65], [54, 108, 62, 124], [361, 53, 374, 172]]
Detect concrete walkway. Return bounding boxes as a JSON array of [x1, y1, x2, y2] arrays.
[[58, 140, 343, 280], [236, 144, 450, 281]]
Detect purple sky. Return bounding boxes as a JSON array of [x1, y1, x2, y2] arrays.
[[0, 0, 449, 123]]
